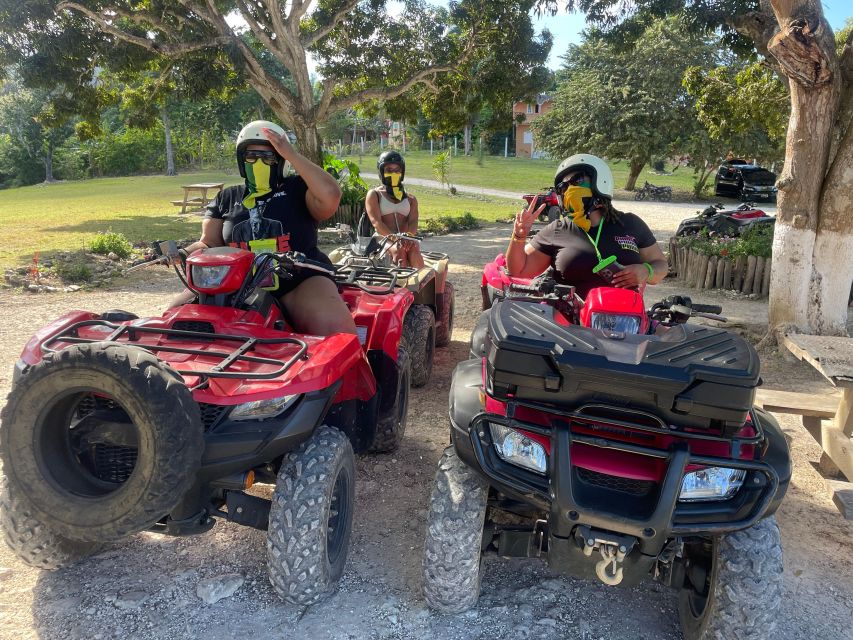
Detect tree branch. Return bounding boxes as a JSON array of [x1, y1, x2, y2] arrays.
[[235, 0, 279, 56], [302, 0, 362, 48], [57, 2, 228, 55], [288, 0, 311, 23], [326, 63, 457, 114], [768, 16, 834, 87]]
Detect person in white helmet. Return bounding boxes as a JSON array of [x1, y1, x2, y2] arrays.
[[177, 121, 356, 336], [506, 153, 668, 298]]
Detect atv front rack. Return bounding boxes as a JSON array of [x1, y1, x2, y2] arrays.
[[335, 264, 417, 293], [42, 320, 307, 383]]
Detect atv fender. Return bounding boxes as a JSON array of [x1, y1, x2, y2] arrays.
[[448, 359, 485, 472], [752, 408, 792, 517]]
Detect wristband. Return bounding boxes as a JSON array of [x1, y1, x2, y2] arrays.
[[643, 262, 654, 279], [511, 234, 527, 243]]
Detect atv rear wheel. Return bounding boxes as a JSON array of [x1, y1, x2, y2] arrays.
[[434, 281, 455, 347], [403, 304, 435, 388], [546, 205, 562, 222], [0, 477, 99, 570], [267, 425, 355, 605], [678, 516, 783, 640], [0, 343, 204, 542], [370, 347, 411, 453], [422, 447, 489, 613]]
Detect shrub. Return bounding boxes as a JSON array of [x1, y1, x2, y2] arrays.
[[422, 212, 481, 235], [652, 158, 666, 172], [323, 152, 369, 207], [89, 231, 132, 258], [56, 259, 93, 283], [675, 225, 773, 259], [432, 151, 452, 189]]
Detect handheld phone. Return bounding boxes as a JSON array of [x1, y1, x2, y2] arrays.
[[592, 255, 624, 284]]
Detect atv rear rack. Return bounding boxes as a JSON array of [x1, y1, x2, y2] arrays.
[[335, 264, 417, 293], [42, 320, 307, 383]]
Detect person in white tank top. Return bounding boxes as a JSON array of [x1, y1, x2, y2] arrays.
[[365, 151, 424, 268]]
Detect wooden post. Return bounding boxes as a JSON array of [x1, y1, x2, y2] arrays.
[[669, 238, 678, 275], [733, 256, 745, 291], [685, 250, 693, 284], [715, 257, 725, 289], [761, 258, 772, 295], [680, 248, 687, 279], [723, 259, 733, 291], [742, 255, 757, 293], [696, 254, 710, 288], [752, 257, 766, 295], [704, 256, 717, 289]]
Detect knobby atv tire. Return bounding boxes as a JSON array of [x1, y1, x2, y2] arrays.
[[403, 304, 435, 388], [434, 281, 455, 348], [678, 516, 783, 640], [370, 347, 411, 453], [422, 447, 489, 613], [0, 343, 204, 542], [267, 425, 355, 606], [0, 477, 99, 570], [546, 205, 562, 223]]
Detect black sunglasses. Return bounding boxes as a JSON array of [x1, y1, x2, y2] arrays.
[[557, 173, 589, 193], [244, 150, 278, 166]]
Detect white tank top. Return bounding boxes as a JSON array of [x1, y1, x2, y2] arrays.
[[378, 192, 411, 217]]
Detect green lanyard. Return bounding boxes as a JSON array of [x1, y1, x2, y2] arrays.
[[585, 220, 605, 261]]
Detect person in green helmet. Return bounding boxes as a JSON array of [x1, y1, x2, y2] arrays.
[[176, 120, 357, 336], [506, 153, 668, 298]]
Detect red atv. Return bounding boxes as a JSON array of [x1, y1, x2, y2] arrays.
[[675, 202, 775, 238], [423, 277, 791, 639], [522, 187, 562, 223], [1, 243, 417, 605]]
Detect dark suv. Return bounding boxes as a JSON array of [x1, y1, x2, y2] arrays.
[[714, 160, 777, 202]]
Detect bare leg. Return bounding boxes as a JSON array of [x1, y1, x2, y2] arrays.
[[407, 243, 425, 269], [167, 289, 196, 309], [281, 276, 357, 336]]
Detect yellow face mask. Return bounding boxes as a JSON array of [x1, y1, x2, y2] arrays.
[[382, 171, 406, 201], [242, 160, 273, 209], [563, 183, 594, 232]]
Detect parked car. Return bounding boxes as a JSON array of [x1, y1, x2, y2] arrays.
[[714, 161, 777, 202]]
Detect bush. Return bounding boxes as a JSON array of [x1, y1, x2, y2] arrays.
[[652, 158, 666, 172], [675, 225, 773, 259], [323, 152, 368, 207], [432, 151, 452, 189], [422, 212, 481, 235], [89, 231, 132, 258]]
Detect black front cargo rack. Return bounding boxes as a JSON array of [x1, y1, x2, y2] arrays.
[[42, 320, 307, 383]]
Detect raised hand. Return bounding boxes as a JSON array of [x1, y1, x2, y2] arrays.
[[514, 199, 545, 239], [262, 127, 295, 161]]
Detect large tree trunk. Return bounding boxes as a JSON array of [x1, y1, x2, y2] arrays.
[[624, 157, 645, 191], [292, 121, 324, 166], [693, 161, 715, 198], [767, 1, 844, 335], [162, 107, 177, 177], [463, 124, 472, 155], [42, 143, 56, 183]]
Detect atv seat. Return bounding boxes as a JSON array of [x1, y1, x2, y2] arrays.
[[353, 213, 382, 256]]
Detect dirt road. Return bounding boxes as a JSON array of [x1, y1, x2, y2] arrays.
[[0, 222, 850, 640]]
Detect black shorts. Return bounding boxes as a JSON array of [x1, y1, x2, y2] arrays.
[[273, 249, 335, 297]]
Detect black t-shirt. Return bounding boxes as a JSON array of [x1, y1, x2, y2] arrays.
[[529, 212, 657, 297], [204, 176, 325, 260]]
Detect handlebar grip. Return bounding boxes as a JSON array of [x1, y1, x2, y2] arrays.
[[692, 303, 723, 314]]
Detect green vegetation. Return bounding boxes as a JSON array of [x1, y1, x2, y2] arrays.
[[422, 212, 481, 235], [0, 172, 517, 266], [348, 150, 697, 198], [89, 231, 133, 258], [676, 226, 773, 259]]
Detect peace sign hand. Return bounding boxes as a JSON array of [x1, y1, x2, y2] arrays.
[[514, 199, 545, 239]]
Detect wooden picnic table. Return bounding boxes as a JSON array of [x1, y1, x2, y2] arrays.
[[171, 182, 224, 215], [783, 333, 853, 517]]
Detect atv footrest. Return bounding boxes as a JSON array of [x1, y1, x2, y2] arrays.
[[225, 491, 271, 531]]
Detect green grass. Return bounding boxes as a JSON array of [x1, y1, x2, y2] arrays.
[[0, 171, 517, 266], [345, 150, 700, 198]]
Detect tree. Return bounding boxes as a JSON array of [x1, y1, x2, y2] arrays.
[[543, 0, 853, 336], [681, 61, 787, 196], [0, 71, 75, 185], [1, 1, 525, 165], [533, 17, 716, 190]]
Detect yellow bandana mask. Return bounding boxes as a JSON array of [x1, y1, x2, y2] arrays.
[[563, 183, 594, 232], [242, 160, 273, 209], [382, 171, 406, 201]]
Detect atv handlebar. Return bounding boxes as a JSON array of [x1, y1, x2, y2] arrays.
[[691, 303, 723, 315]]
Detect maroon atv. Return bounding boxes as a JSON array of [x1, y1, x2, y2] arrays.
[[1, 243, 417, 605], [423, 278, 791, 639]]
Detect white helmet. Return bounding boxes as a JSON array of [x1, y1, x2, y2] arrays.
[[236, 120, 288, 180], [554, 153, 614, 200]]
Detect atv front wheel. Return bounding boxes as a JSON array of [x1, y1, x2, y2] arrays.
[[0, 477, 99, 570], [422, 447, 489, 613], [434, 281, 455, 347], [403, 304, 435, 388], [0, 343, 204, 542], [370, 347, 411, 453], [546, 205, 562, 222], [267, 425, 355, 606], [678, 516, 783, 640]]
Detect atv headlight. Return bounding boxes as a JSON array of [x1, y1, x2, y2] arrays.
[[229, 395, 300, 421], [191, 265, 231, 289], [590, 313, 642, 334], [679, 467, 745, 502], [489, 423, 547, 475]]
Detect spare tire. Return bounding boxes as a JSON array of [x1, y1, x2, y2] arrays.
[[0, 343, 203, 542]]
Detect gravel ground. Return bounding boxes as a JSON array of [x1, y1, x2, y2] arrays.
[[0, 210, 850, 640]]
